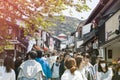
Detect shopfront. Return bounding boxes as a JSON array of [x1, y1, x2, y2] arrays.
[[100, 9, 120, 62]]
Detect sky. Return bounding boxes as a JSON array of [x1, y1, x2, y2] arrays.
[[62, 0, 100, 20]]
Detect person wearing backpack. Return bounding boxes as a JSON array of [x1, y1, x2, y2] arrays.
[[51, 57, 60, 80]]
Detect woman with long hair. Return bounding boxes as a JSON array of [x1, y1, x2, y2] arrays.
[[0, 56, 15, 80], [97, 59, 113, 80], [61, 57, 83, 80]]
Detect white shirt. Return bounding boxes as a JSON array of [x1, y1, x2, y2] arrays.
[[49, 56, 57, 68], [77, 68, 87, 80], [97, 68, 113, 80], [0, 66, 15, 80], [61, 69, 84, 80], [52, 63, 60, 78], [18, 60, 44, 80]]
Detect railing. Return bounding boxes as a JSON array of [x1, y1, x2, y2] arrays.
[[82, 29, 98, 42]]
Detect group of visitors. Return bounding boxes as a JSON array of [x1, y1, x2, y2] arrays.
[[0, 49, 120, 80]]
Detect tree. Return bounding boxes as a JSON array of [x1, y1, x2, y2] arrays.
[[0, 0, 91, 52], [0, 0, 91, 29]]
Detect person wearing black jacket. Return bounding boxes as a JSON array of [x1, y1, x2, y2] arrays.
[[59, 53, 71, 79], [59, 53, 65, 78], [112, 65, 120, 80]]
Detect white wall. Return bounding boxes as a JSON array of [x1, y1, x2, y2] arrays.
[[105, 10, 120, 41], [107, 45, 120, 62], [82, 23, 92, 35], [104, 10, 120, 62]]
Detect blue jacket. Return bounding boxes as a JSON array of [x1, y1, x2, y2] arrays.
[[35, 58, 52, 79]]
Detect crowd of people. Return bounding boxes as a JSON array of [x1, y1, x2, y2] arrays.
[[0, 49, 120, 80]]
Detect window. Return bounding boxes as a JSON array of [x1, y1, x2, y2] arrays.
[[108, 50, 112, 59]]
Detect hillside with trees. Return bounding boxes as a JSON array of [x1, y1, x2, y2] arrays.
[[48, 16, 81, 36]]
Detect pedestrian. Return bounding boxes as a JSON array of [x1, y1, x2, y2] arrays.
[[51, 57, 60, 80], [73, 52, 77, 58], [15, 56, 23, 79], [75, 56, 87, 80], [59, 53, 71, 78], [0, 56, 15, 80], [112, 64, 120, 80], [49, 53, 57, 68], [61, 57, 83, 80], [97, 59, 113, 80], [35, 50, 52, 80], [94, 55, 103, 80], [117, 58, 120, 64], [83, 53, 95, 80], [17, 51, 44, 80], [46, 54, 51, 66]]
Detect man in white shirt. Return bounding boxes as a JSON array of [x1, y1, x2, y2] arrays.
[[18, 51, 44, 80]]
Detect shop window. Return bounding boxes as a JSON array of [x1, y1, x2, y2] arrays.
[[108, 50, 112, 59]]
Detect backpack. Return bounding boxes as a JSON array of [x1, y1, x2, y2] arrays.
[[51, 63, 60, 78], [51, 63, 59, 72], [51, 63, 54, 72]]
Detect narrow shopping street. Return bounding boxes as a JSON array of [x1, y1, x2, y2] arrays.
[[0, 0, 120, 80]]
